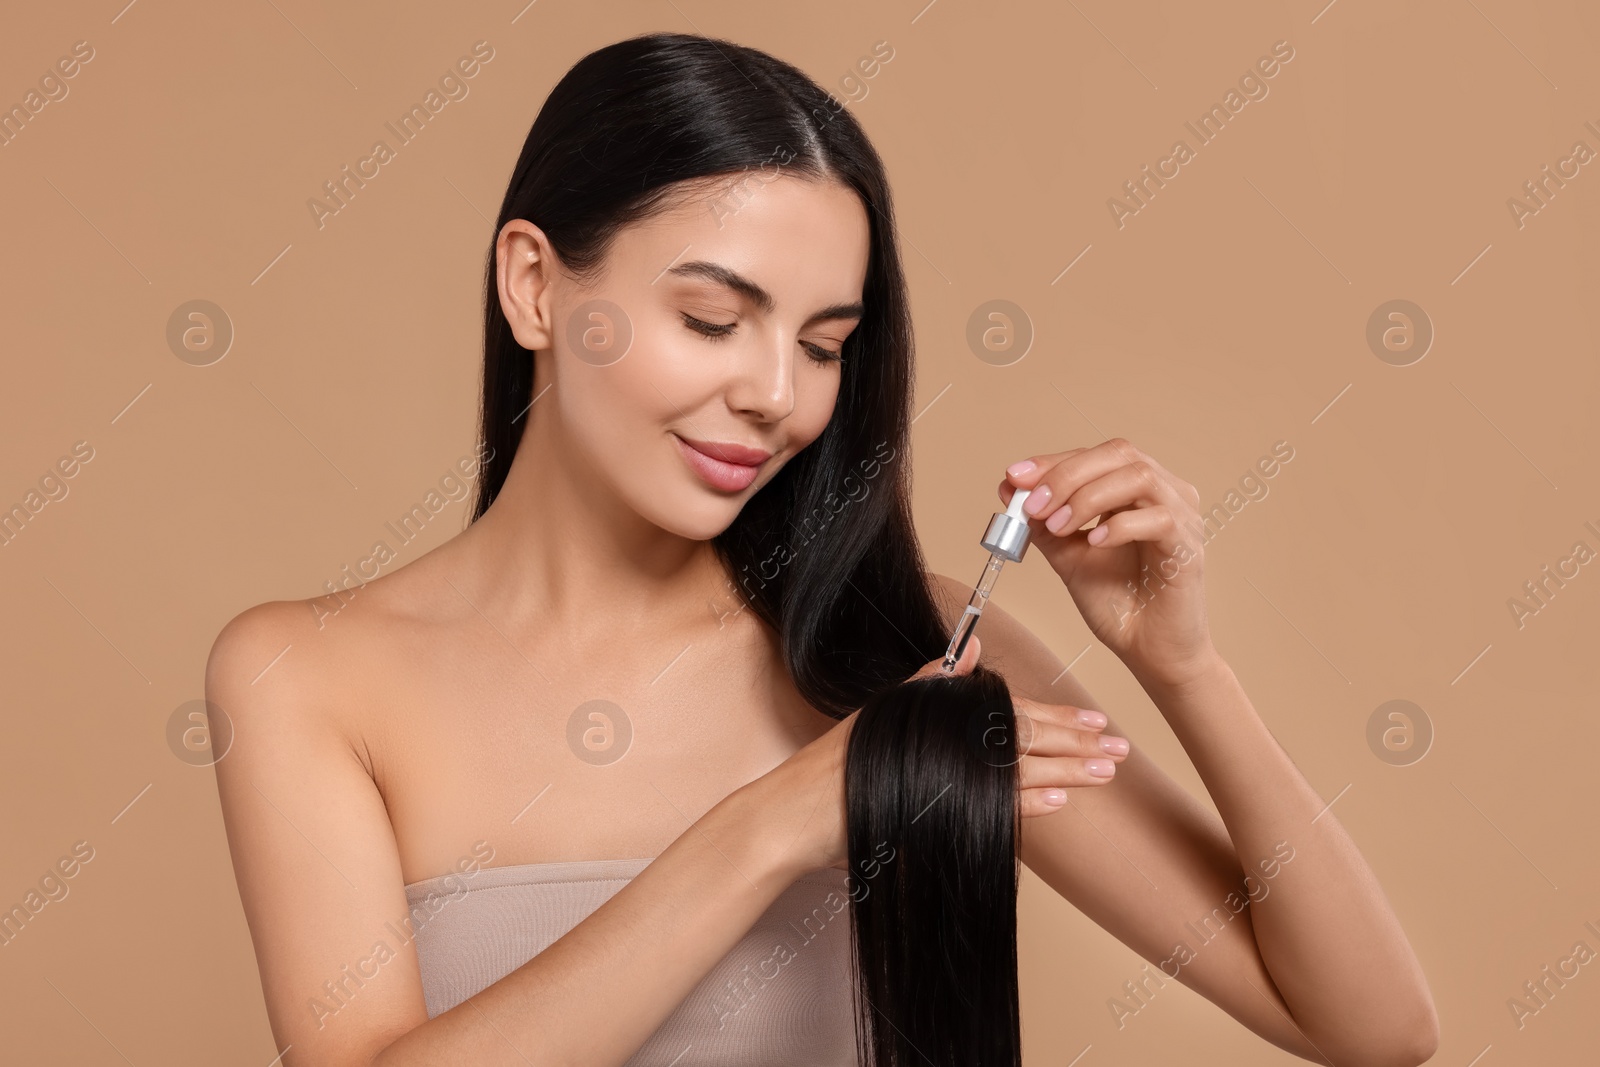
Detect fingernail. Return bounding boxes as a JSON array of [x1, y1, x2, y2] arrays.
[[1042, 789, 1067, 806], [1086, 759, 1116, 778], [1045, 505, 1074, 534], [1075, 709, 1107, 728], [1007, 459, 1036, 478], [1024, 484, 1051, 515], [1098, 735, 1129, 756]]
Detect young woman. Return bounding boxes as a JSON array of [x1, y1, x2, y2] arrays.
[[207, 31, 1438, 1067]]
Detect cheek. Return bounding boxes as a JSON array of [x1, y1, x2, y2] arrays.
[[551, 328, 713, 488], [559, 315, 700, 424], [560, 364, 675, 472], [611, 313, 727, 406], [790, 372, 842, 446]]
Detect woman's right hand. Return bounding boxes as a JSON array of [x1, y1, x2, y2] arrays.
[[734, 638, 985, 882], [732, 632, 1133, 883]]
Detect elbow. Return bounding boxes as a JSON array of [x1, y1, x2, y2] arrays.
[[1347, 997, 1441, 1067], [1302, 993, 1439, 1067], [1386, 979, 1441, 1066], [1398, 996, 1441, 1066]]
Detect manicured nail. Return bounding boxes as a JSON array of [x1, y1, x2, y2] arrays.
[[1007, 459, 1037, 478], [1098, 736, 1129, 756], [1024, 484, 1051, 515], [1042, 789, 1067, 806], [1086, 759, 1116, 778], [1075, 708, 1107, 728], [1087, 523, 1109, 545], [1045, 505, 1074, 534]]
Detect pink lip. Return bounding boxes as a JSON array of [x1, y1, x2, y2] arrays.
[[672, 434, 769, 492]]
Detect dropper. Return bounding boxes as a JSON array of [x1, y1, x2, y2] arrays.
[[940, 487, 1034, 672]]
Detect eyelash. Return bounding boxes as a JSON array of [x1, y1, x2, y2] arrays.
[[681, 313, 844, 365]]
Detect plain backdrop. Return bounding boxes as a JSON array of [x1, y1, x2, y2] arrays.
[[2, 0, 1597, 1063]]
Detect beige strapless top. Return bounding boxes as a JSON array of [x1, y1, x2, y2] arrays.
[[403, 857, 860, 1066]]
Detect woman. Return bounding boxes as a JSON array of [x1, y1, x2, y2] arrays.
[[207, 31, 1438, 1067]]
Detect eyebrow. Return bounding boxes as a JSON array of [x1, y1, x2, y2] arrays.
[[663, 260, 864, 325]]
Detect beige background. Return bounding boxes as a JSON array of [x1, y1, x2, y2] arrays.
[[3, 0, 1597, 1062]]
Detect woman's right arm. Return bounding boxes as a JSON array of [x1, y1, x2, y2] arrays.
[[206, 602, 841, 1067], [374, 789, 804, 1067]]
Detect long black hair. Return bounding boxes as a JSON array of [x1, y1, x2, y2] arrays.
[[847, 667, 1022, 1065], [468, 31, 1022, 1065]]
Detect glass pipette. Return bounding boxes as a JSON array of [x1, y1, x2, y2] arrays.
[[940, 486, 1034, 672]]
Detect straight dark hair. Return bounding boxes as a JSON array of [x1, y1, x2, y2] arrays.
[[468, 31, 1021, 1065], [847, 666, 1023, 1065]]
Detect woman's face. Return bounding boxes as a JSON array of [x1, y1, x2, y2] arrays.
[[499, 175, 870, 541]]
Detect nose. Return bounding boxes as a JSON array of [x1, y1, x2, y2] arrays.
[[725, 327, 797, 422]]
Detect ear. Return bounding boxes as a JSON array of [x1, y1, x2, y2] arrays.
[[496, 219, 558, 353]]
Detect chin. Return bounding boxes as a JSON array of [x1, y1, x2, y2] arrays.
[[643, 485, 748, 542]]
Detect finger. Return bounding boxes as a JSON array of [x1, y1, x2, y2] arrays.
[[1040, 460, 1191, 537], [1011, 712, 1131, 763], [1013, 696, 1110, 733], [997, 449, 1090, 506], [1002, 441, 1125, 501], [1082, 504, 1199, 564], [1019, 787, 1077, 818], [1008, 441, 1188, 532], [1016, 751, 1120, 791]]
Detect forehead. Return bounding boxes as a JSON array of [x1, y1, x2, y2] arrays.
[[620, 174, 872, 304]]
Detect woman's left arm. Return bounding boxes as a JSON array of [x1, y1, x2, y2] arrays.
[[932, 437, 1438, 1066]]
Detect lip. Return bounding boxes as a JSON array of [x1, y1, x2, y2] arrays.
[[672, 434, 771, 492]]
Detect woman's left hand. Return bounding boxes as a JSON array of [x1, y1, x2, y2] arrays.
[[999, 438, 1218, 689]]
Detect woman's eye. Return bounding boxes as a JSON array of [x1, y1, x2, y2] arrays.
[[682, 312, 842, 365], [682, 313, 735, 340]]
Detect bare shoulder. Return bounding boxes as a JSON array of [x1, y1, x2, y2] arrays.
[[207, 598, 353, 722], [207, 596, 327, 678], [204, 583, 422, 786], [205, 552, 449, 743], [206, 598, 324, 711]]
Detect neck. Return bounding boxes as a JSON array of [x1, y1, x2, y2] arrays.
[[458, 407, 734, 640]]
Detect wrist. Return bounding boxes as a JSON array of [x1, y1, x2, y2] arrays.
[[704, 780, 807, 889], [1131, 647, 1233, 704]]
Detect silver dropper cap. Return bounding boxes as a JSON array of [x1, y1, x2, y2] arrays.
[[980, 487, 1033, 563]]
